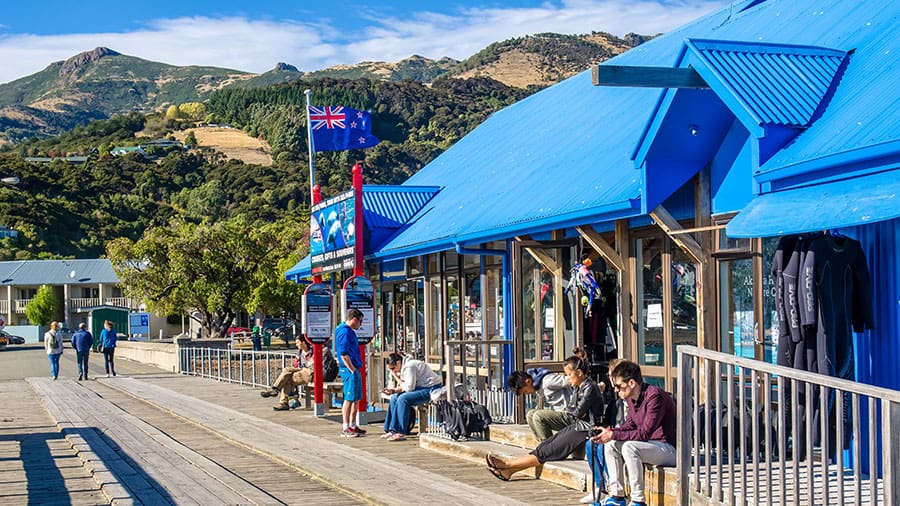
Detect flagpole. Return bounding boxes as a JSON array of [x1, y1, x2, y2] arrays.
[[304, 89, 316, 200]]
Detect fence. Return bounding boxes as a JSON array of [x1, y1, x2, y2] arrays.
[[178, 345, 294, 389], [677, 345, 900, 506]]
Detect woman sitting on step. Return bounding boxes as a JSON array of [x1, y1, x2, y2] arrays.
[[485, 352, 606, 481]]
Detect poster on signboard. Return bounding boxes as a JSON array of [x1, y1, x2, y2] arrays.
[[343, 276, 375, 344], [303, 283, 333, 344], [310, 189, 356, 275]]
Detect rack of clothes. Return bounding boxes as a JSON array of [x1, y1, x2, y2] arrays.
[[771, 230, 874, 457]]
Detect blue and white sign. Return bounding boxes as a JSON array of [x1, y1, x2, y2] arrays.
[[129, 311, 150, 336]]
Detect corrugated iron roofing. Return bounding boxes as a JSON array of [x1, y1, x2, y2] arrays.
[[0, 259, 118, 285], [373, 0, 899, 258], [686, 39, 847, 127], [362, 185, 440, 230]]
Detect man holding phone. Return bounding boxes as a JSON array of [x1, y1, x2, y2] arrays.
[[380, 352, 442, 441]]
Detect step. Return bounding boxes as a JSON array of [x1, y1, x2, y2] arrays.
[[419, 434, 589, 491], [488, 423, 540, 449]]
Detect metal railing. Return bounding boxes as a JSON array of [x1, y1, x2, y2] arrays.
[[677, 345, 900, 506], [0, 299, 7, 313], [69, 297, 101, 311], [178, 345, 294, 389], [425, 339, 515, 439]]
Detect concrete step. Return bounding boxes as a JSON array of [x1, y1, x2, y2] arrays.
[[487, 424, 540, 450], [419, 434, 589, 491]]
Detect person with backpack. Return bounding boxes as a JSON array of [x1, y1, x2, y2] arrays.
[[44, 321, 63, 380], [71, 322, 93, 381], [380, 352, 442, 441], [507, 366, 573, 441], [485, 354, 605, 481], [99, 320, 118, 377]]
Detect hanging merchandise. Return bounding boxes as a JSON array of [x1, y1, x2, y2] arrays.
[[565, 255, 604, 317], [771, 231, 874, 460]]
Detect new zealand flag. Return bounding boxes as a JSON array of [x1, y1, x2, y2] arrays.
[[308, 105, 380, 152]]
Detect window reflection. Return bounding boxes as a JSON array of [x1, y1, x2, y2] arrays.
[[637, 237, 665, 367]]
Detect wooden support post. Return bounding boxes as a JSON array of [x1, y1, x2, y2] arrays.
[[614, 219, 633, 358], [575, 225, 625, 272]]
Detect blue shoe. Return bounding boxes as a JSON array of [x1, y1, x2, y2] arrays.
[[599, 497, 626, 506], [631, 503, 647, 506]]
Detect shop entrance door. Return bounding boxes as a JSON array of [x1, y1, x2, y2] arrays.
[[393, 281, 423, 358]]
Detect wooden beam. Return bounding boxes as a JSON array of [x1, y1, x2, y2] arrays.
[[514, 236, 561, 275], [614, 219, 633, 358], [649, 205, 707, 267], [575, 225, 625, 272], [592, 65, 709, 89]]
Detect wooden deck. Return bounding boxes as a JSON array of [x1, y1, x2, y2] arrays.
[[97, 374, 585, 505], [690, 460, 884, 505]]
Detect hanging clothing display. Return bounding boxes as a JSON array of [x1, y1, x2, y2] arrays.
[[771, 232, 875, 458]]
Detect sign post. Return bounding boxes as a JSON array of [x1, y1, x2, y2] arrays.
[[303, 283, 333, 417], [342, 275, 375, 426]]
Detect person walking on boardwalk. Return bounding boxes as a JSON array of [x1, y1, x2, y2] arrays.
[[44, 321, 63, 380], [335, 308, 365, 437], [99, 320, 118, 377], [71, 322, 93, 381]]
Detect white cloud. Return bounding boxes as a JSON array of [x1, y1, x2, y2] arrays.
[[0, 1, 726, 84]]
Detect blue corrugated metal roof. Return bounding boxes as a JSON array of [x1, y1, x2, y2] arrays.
[[370, 0, 899, 260], [726, 168, 900, 237], [362, 185, 439, 229], [0, 259, 118, 285], [686, 39, 847, 128], [284, 255, 311, 282]]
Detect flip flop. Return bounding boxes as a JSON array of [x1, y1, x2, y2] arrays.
[[485, 453, 504, 469], [488, 466, 510, 482]]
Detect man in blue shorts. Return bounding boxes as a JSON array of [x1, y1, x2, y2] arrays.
[[335, 308, 365, 437]]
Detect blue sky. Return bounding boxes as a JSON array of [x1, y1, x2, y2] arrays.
[[0, 0, 727, 84]]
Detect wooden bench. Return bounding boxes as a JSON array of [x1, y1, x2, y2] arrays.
[[379, 391, 430, 435], [303, 381, 344, 409]]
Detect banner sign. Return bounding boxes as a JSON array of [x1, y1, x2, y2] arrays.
[[310, 189, 356, 275], [342, 275, 376, 344], [129, 311, 150, 337], [302, 283, 333, 344]]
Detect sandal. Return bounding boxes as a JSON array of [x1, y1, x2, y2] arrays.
[[488, 466, 510, 482], [387, 433, 407, 442], [485, 453, 504, 469]]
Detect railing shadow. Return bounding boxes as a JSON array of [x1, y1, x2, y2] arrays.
[[0, 430, 71, 505]]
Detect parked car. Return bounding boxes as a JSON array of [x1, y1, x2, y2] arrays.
[[226, 326, 252, 337], [0, 334, 6, 350], [0, 329, 25, 345], [58, 326, 74, 343]]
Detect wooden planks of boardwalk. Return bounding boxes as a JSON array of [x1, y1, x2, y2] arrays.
[[29, 377, 280, 505], [103, 376, 529, 506]]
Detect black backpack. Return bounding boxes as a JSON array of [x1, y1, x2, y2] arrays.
[[436, 400, 491, 440], [322, 348, 339, 382]]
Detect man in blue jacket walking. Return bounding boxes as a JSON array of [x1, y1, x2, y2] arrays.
[[71, 323, 93, 381]]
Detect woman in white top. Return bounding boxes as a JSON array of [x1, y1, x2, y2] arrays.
[[44, 321, 63, 379]]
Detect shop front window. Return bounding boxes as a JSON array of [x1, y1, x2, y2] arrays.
[[671, 249, 698, 361], [427, 276, 443, 359], [719, 257, 756, 360], [519, 242, 576, 363], [636, 237, 665, 367]]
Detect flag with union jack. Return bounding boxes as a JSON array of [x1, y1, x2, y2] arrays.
[[307, 105, 379, 152]]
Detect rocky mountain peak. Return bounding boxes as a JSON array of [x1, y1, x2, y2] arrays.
[[60, 47, 120, 76], [272, 62, 299, 72]]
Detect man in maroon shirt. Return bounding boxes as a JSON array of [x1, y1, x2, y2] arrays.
[[592, 361, 676, 506]]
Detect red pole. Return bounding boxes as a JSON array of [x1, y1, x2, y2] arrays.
[[351, 163, 368, 419], [311, 184, 325, 410]]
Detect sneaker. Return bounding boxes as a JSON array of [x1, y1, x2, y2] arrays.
[[380, 431, 396, 439], [273, 404, 290, 411], [599, 497, 626, 506], [260, 389, 278, 398], [106, 373, 111, 378], [580, 489, 608, 503], [341, 428, 359, 438], [386, 433, 407, 442], [350, 426, 367, 436], [77, 374, 83, 381]]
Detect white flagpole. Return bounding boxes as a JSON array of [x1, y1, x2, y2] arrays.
[[304, 89, 316, 203]]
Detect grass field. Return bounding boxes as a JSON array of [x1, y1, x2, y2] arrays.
[[173, 127, 272, 166]]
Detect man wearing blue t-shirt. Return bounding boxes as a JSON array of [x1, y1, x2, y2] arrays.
[[335, 308, 365, 437]]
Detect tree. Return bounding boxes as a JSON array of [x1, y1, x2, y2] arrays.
[[25, 285, 56, 327], [184, 130, 197, 148], [107, 215, 307, 339]]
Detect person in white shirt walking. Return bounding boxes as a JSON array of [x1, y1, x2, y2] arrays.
[[44, 321, 63, 380]]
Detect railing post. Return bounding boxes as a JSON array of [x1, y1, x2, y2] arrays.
[[174, 335, 191, 373], [884, 399, 900, 505], [677, 347, 693, 506]]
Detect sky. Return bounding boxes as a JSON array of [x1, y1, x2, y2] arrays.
[[0, 0, 729, 85]]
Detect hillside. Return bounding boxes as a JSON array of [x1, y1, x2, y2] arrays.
[[0, 30, 650, 142]]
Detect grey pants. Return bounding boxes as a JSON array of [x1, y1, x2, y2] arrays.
[[525, 408, 571, 441], [604, 439, 676, 503]]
